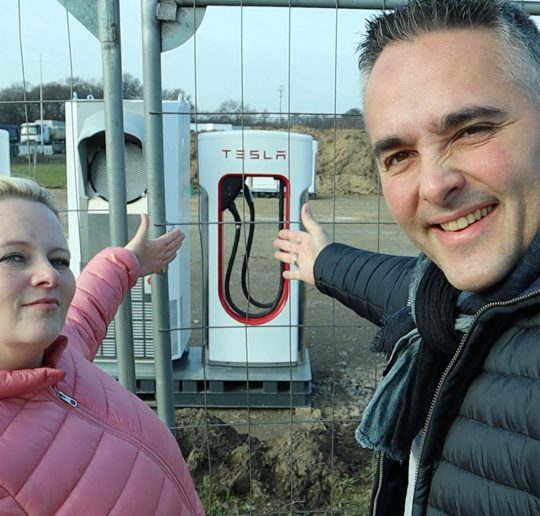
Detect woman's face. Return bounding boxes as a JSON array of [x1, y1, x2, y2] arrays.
[[0, 198, 75, 370]]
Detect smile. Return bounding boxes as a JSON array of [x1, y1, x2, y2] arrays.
[[24, 298, 60, 307], [440, 206, 493, 232]]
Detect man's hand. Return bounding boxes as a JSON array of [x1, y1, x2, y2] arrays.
[[273, 203, 329, 285], [125, 214, 185, 278]]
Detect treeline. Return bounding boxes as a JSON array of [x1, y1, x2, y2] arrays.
[[0, 75, 363, 130], [0, 74, 183, 126], [195, 100, 363, 129]]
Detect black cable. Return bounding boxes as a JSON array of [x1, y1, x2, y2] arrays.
[[240, 182, 285, 309], [222, 181, 286, 319], [223, 201, 246, 316]]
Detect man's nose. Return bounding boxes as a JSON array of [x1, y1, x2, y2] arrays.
[[418, 155, 465, 205]]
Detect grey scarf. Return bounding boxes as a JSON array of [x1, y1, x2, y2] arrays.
[[356, 231, 540, 463]]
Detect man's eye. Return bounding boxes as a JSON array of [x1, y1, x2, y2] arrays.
[[458, 124, 493, 138], [385, 151, 411, 168]]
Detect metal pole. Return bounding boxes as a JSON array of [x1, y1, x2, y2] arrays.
[[141, 0, 175, 427], [278, 84, 284, 127], [174, 0, 540, 13], [175, 0, 405, 5], [39, 54, 43, 155], [97, 0, 137, 393]]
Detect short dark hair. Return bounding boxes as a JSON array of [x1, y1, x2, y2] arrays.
[[358, 0, 540, 105]]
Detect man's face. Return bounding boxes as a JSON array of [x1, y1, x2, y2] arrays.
[[365, 29, 540, 292]]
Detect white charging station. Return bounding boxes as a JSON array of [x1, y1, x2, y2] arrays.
[[0, 130, 10, 176], [198, 130, 314, 366], [65, 98, 192, 375]]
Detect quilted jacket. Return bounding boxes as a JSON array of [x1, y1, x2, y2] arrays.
[[315, 243, 540, 516], [0, 247, 205, 516]]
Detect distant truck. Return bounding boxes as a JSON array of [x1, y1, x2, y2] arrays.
[[19, 119, 66, 155]]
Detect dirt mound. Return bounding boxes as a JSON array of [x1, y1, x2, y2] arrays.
[[301, 127, 378, 196], [176, 410, 271, 500], [175, 407, 373, 512]]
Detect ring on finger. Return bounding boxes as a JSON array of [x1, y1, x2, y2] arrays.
[[292, 254, 298, 267]]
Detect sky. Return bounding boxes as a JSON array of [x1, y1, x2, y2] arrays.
[[0, 0, 378, 115], [3, 1, 540, 116]]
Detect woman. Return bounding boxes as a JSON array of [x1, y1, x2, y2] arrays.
[[0, 177, 204, 515]]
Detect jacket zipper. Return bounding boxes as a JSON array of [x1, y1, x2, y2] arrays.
[[52, 387, 198, 514], [56, 390, 78, 407], [411, 288, 540, 502], [371, 452, 386, 515]]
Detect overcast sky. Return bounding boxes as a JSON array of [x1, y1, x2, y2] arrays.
[[3, 1, 539, 116], [0, 0, 377, 114]]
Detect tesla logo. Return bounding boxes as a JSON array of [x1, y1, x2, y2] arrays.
[[221, 149, 287, 160]]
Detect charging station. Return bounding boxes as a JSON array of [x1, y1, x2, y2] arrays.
[[0, 130, 10, 176], [174, 130, 314, 407], [65, 98, 192, 378]]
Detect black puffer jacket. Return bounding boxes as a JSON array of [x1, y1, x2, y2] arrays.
[[314, 243, 540, 516]]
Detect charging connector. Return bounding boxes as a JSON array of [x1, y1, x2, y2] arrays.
[[220, 176, 244, 211]]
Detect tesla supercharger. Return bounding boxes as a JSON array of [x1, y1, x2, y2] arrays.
[[198, 130, 313, 365], [65, 98, 191, 375]]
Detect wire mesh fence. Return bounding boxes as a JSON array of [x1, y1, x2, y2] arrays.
[[0, 3, 420, 514], [5, 1, 538, 514]]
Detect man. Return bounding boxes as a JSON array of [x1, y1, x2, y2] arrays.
[[273, 0, 540, 514]]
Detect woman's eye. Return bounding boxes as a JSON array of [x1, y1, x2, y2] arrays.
[[0, 254, 25, 263], [50, 258, 70, 269]]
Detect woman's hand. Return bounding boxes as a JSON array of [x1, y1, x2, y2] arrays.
[[272, 203, 329, 285], [125, 214, 185, 278]]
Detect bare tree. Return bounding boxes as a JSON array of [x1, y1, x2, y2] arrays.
[[214, 99, 257, 126], [122, 73, 143, 99], [0, 83, 29, 126], [338, 108, 363, 129]]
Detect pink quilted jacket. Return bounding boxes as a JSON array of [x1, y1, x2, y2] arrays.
[[0, 248, 205, 515]]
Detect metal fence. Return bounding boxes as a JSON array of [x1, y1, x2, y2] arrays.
[[3, 1, 539, 514]]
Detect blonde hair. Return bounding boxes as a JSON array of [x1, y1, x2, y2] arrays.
[[0, 176, 59, 217]]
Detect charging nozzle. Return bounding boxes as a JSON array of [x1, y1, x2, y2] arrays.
[[221, 176, 244, 211]]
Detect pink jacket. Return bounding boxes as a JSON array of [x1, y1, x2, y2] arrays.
[[0, 248, 205, 515]]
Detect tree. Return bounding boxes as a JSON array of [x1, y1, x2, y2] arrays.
[[162, 87, 187, 100], [0, 83, 29, 127], [68, 76, 103, 100], [338, 108, 363, 129], [215, 99, 257, 126], [256, 108, 271, 127], [122, 73, 143, 99]]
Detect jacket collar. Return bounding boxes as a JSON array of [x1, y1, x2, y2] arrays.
[[0, 335, 67, 399]]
